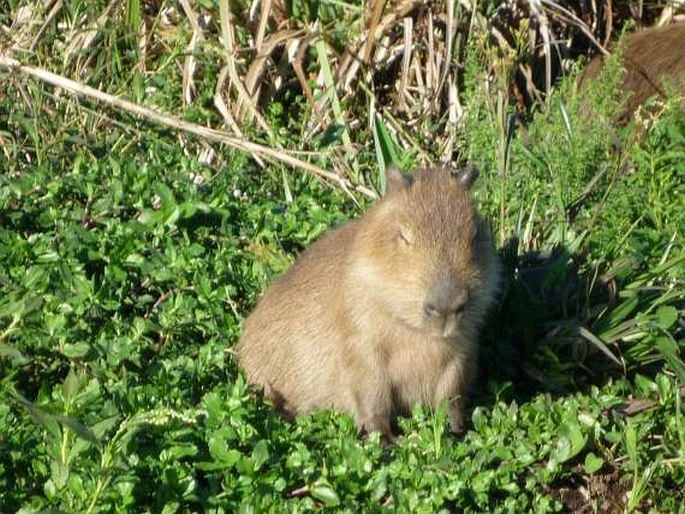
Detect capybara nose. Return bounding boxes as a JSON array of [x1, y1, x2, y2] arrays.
[[424, 303, 441, 318]]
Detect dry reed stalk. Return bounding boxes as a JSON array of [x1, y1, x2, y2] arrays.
[[399, 16, 412, 112], [214, 65, 247, 139], [244, 28, 304, 101], [217, 0, 274, 137], [254, 0, 272, 51], [29, 0, 64, 52], [179, 0, 204, 105]]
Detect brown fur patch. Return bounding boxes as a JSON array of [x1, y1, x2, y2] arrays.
[[237, 167, 500, 439], [582, 23, 685, 123]]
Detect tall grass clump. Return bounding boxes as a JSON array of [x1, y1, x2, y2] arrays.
[[458, 32, 684, 393]]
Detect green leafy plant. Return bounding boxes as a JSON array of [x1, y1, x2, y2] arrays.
[[1, 1, 684, 511]]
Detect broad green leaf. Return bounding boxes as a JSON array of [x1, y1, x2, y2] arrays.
[[656, 337, 685, 384], [310, 482, 341, 507], [368, 474, 387, 502], [50, 461, 69, 490], [154, 183, 177, 211], [61, 342, 91, 359], [166, 444, 199, 460], [16, 394, 61, 440], [656, 305, 678, 329], [584, 452, 604, 474], [161, 501, 179, 514], [624, 422, 638, 468], [549, 420, 586, 464], [251, 439, 270, 471], [53, 415, 99, 446], [0, 296, 43, 319], [91, 415, 121, 440], [61, 368, 80, 401], [0, 299, 25, 319], [208, 434, 241, 468], [0, 344, 29, 364]]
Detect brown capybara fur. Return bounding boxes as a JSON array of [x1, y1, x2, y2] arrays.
[[237, 166, 500, 440], [582, 23, 685, 123]]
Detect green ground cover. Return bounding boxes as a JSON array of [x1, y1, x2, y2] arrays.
[[1, 1, 684, 511]]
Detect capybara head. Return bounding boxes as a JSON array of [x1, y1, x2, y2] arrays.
[[353, 166, 497, 340]]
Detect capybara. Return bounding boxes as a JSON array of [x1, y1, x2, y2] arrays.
[[237, 166, 500, 440], [582, 22, 685, 123]]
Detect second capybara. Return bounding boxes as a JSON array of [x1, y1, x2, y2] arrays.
[[582, 22, 685, 123], [237, 166, 500, 440]]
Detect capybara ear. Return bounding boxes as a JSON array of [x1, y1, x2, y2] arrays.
[[453, 164, 479, 190], [386, 165, 413, 194]]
